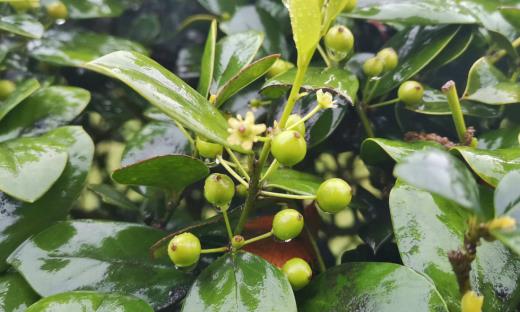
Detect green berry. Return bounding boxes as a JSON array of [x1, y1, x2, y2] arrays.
[[324, 25, 354, 54], [167, 232, 201, 268], [316, 178, 352, 213], [271, 130, 307, 166], [282, 258, 312, 290], [9, 0, 39, 11], [342, 0, 357, 12], [47, 1, 68, 19], [376, 48, 399, 72], [231, 235, 245, 249], [267, 59, 294, 78], [0, 80, 16, 100], [362, 57, 384, 77], [398, 81, 424, 106], [236, 184, 248, 197], [196, 137, 223, 158], [286, 114, 306, 136], [204, 173, 235, 209], [272, 208, 304, 241]]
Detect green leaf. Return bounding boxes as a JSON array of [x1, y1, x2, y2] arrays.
[[198, 20, 217, 99], [262, 67, 358, 104], [478, 127, 520, 150], [0, 126, 93, 271], [8, 220, 192, 310], [451, 146, 520, 187], [390, 180, 520, 311], [0, 14, 44, 39], [494, 170, 520, 216], [462, 57, 520, 105], [286, 0, 321, 67], [113, 155, 208, 192], [40, 0, 135, 19], [84, 50, 246, 152], [26, 291, 153, 312], [0, 86, 90, 142], [31, 30, 147, 67], [182, 252, 296, 312], [211, 31, 263, 95], [0, 131, 69, 203], [500, 6, 520, 31], [372, 25, 460, 98], [361, 138, 441, 166], [215, 54, 279, 106], [0, 79, 40, 122], [491, 229, 520, 257], [321, 0, 350, 34], [198, 0, 247, 15], [0, 273, 39, 312], [89, 184, 138, 211], [427, 26, 474, 68], [394, 149, 481, 213], [297, 262, 448, 312], [265, 168, 322, 195], [121, 121, 192, 167]]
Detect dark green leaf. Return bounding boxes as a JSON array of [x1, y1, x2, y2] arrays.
[[182, 252, 296, 312], [0, 79, 40, 122], [89, 184, 138, 211], [265, 168, 322, 195], [40, 0, 136, 19], [0, 273, 39, 312], [0, 126, 93, 271], [198, 0, 247, 15], [427, 26, 474, 68], [494, 170, 520, 216], [500, 6, 520, 31], [361, 138, 441, 166], [478, 127, 520, 150], [198, 20, 217, 99], [394, 149, 481, 212], [488, 30, 519, 60], [297, 262, 448, 312], [0, 86, 90, 142], [0, 14, 44, 39], [8, 220, 192, 310]]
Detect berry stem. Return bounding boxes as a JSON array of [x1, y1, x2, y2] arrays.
[[487, 37, 520, 64], [200, 246, 229, 254], [260, 160, 279, 183], [317, 44, 332, 67], [222, 209, 234, 242], [304, 224, 326, 273], [225, 147, 250, 181], [243, 231, 273, 246], [355, 102, 375, 138], [442, 80, 467, 144], [278, 66, 307, 128], [235, 154, 264, 234], [369, 98, 399, 109], [286, 105, 321, 131], [259, 190, 316, 200], [217, 155, 249, 187]]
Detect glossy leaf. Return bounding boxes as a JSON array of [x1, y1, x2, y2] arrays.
[[297, 262, 448, 312], [286, 0, 321, 67], [451, 146, 520, 187], [8, 220, 192, 309], [478, 127, 520, 150], [361, 138, 441, 166], [372, 25, 460, 97], [265, 168, 322, 195], [0, 126, 93, 271], [182, 252, 296, 312], [500, 6, 520, 31], [427, 26, 474, 68], [31, 30, 147, 67], [211, 31, 263, 94], [84, 51, 245, 152], [198, 20, 217, 99], [198, 0, 247, 15], [390, 180, 520, 311], [394, 149, 481, 212], [0, 79, 40, 122], [0, 129, 70, 203], [0, 14, 43, 39], [494, 170, 520, 216], [113, 155, 208, 192], [215, 54, 279, 106], [321, 0, 350, 34], [0, 273, 39, 312], [121, 121, 192, 167], [40, 0, 135, 19], [462, 57, 520, 105], [0, 86, 90, 142], [89, 184, 138, 211], [26, 291, 153, 312]]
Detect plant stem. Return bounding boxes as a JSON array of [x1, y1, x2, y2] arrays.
[[286, 105, 321, 131], [201, 246, 229, 254], [260, 160, 279, 183], [235, 154, 263, 234], [369, 98, 399, 109], [317, 44, 332, 68], [217, 155, 249, 187], [442, 80, 467, 144], [355, 102, 375, 137], [243, 231, 273, 246], [278, 67, 307, 128], [225, 147, 250, 181], [488, 37, 520, 64], [305, 225, 326, 273], [222, 209, 234, 242], [260, 191, 316, 200]]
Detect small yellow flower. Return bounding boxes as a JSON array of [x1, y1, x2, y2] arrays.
[[488, 216, 516, 231], [461, 291, 484, 312], [316, 89, 336, 109], [227, 112, 266, 150]]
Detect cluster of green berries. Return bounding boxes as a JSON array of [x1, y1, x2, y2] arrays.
[[363, 48, 399, 77]]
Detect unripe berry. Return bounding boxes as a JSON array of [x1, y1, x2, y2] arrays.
[[267, 59, 294, 78], [362, 57, 384, 77], [316, 178, 352, 213], [376, 48, 399, 72], [342, 0, 357, 12], [167, 232, 201, 268], [236, 184, 248, 197], [231, 235, 245, 249], [196, 137, 223, 158], [47, 1, 68, 19], [0, 80, 16, 100], [398, 81, 424, 106], [9, 0, 39, 11], [282, 257, 312, 290], [286, 114, 306, 136], [271, 130, 307, 166], [324, 25, 354, 54], [204, 173, 235, 209], [272, 209, 304, 241]]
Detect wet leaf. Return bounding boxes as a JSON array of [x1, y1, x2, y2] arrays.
[[0, 79, 40, 122], [0, 14, 43, 39], [361, 138, 441, 166], [286, 0, 321, 67], [89, 184, 138, 211], [198, 20, 217, 99], [0, 273, 39, 312], [265, 168, 322, 195], [478, 127, 520, 150]]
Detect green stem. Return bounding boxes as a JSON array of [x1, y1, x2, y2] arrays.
[[442, 80, 467, 144], [222, 209, 234, 242], [355, 102, 375, 137], [488, 37, 520, 64], [286, 105, 321, 131], [305, 225, 326, 273], [278, 66, 307, 128], [217, 155, 249, 187], [226, 147, 250, 181], [201, 246, 229, 254], [317, 44, 332, 68], [235, 153, 264, 234], [243, 231, 273, 246], [369, 98, 399, 109], [260, 191, 316, 200], [260, 160, 279, 183]]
